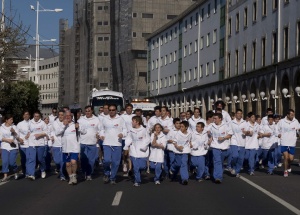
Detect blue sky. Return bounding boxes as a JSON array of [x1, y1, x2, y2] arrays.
[[2, 0, 73, 51]]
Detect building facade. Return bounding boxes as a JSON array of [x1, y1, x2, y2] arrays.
[[147, 0, 300, 119], [59, 0, 112, 108], [110, 0, 196, 100]]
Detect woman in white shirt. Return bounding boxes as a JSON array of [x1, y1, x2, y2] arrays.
[[149, 123, 167, 185], [0, 114, 22, 182]]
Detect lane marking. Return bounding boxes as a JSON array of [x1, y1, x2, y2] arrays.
[[240, 176, 300, 215], [0, 181, 9, 186], [112, 191, 123, 206]]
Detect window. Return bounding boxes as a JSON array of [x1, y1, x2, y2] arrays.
[[170, 30, 172, 40], [284, 27, 289, 60], [155, 80, 158, 89], [164, 55, 167, 66], [98, 68, 103, 72], [214, 0, 217, 13], [272, 32, 278, 63], [104, 37, 109, 41], [174, 51, 177, 61], [184, 45, 187, 57], [188, 69, 191, 81], [142, 13, 153, 18], [169, 76, 172, 86], [174, 74, 177, 85], [220, 6, 225, 26], [190, 16, 193, 28], [151, 82, 154, 90], [104, 6, 109, 10], [169, 53, 172, 63], [132, 32, 137, 37], [273, 0, 278, 10], [253, 2, 257, 22], [98, 6, 103, 10], [195, 40, 198, 52], [227, 53, 231, 78], [184, 20, 188, 32], [164, 77, 167, 88], [207, 33, 210, 47], [200, 37, 204, 49], [103, 21, 109, 25], [228, 18, 232, 35], [103, 52, 109, 56], [235, 49, 239, 75], [213, 29, 217, 43], [132, 13, 137, 18], [98, 52, 103, 56], [167, 15, 177, 20], [213, 60, 216, 74], [194, 67, 198, 79], [156, 59, 158, 69], [174, 27, 177, 38], [189, 42, 192, 55], [156, 38, 159, 47], [160, 57, 163, 67], [206, 63, 209, 76], [183, 71, 186, 82], [195, 13, 199, 25], [200, 65, 203, 78], [220, 38, 225, 58], [160, 36, 163, 45], [160, 79, 162, 88], [236, 13, 240, 32], [207, 3, 211, 17], [262, 0, 267, 16], [243, 45, 247, 72], [244, 8, 248, 27], [152, 61, 154, 70], [201, 8, 204, 21], [165, 33, 168, 43], [252, 41, 256, 69]]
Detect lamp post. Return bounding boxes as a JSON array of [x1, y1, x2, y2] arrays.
[[270, 90, 278, 113], [30, 1, 62, 84]]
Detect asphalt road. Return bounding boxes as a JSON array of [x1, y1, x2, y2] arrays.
[[0, 162, 300, 215]]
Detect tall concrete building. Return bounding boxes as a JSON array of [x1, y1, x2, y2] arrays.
[[110, 0, 196, 100], [59, 0, 112, 108]]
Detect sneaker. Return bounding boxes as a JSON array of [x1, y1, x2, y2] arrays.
[[155, 180, 160, 185], [278, 163, 282, 167], [14, 173, 19, 180], [230, 169, 236, 175], [25, 175, 29, 179], [215, 179, 222, 184], [133, 182, 140, 187], [103, 175, 109, 183], [169, 169, 174, 176], [123, 164, 128, 172], [204, 175, 211, 180], [73, 175, 77, 184], [60, 177, 66, 181], [1, 177, 9, 182], [41, 171, 46, 179], [224, 167, 232, 172], [267, 172, 274, 175], [182, 180, 188, 185], [249, 172, 255, 176], [54, 169, 59, 175], [259, 165, 265, 169], [110, 180, 116, 185], [197, 179, 203, 182], [86, 175, 92, 181], [287, 168, 292, 173], [146, 167, 150, 174], [28, 175, 35, 181], [284, 171, 288, 177], [236, 174, 240, 178], [68, 175, 74, 185], [123, 172, 129, 177]]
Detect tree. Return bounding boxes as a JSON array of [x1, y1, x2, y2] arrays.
[[2, 81, 39, 123]]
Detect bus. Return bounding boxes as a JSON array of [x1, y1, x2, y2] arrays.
[[89, 88, 125, 114], [131, 101, 157, 116]]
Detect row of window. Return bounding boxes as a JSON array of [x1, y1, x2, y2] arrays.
[[97, 52, 110, 57], [132, 32, 151, 38], [37, 62, 59, 71], [97, 67, 110, 72], [41, 93, 58, 100], [97, 5, 109, 11], [97, 21, 109, 26], [29, 73, 58, 82], [40, 82, 58, 91], [151, 60, 217, 90], [151, 27, 178, 49], [98, 36, 110, 41], [132, 12, 177, 20], [151, 51, 177, 70]]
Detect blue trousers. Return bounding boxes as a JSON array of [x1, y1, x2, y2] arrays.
[[36, 146, 47, 172], [274, 144, 282, 166], [19, 147, 27, 175], [262, 148, 275, 173], [246, 149, 257, 173], [45, 145, 52, 171], [235, 146, 246, 174], [103, 145, 122, 181], [81, 144, 98, 176], [131, 157, 147, 183], [227, 145, 238, 169], [170, 153, 189, 181], [212, 148, 230, 181], [256, 147, 263, 166], [205, 150, 213, 177], [26, 146, 46, 176], [190, 155, 205, 180], [150, 161, 163, 181], [52, 147, 64, 177], [164, 150, 175, 174], [1, 149, 18, 173]]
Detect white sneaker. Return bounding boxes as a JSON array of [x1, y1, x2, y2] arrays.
[[287, 168, 292, 173], [123, 164, 128, 172], [230, 169, 236, 175], [68, 175, 74, 185], [86, 175, 92, 181], [73, 175, 77, 184], [155, 181, 160, 185], [133, 182, 140, 187], [41, 171, 46, 179], [28, 175, 35, 181], [278, 163, 282, 167], [14, 173, 19, 180]]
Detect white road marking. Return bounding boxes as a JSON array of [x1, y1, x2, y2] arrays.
[[112, 191, 123, 206], [0, 181, 9, 186], [240, 176, 300, 215]]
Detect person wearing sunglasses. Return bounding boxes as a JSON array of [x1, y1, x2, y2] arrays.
[[49, 107, 58, 124], [99, 104, 127, 185]]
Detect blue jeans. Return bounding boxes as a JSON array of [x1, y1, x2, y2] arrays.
[[235, 146, 246, 174], [212, 148, 230, 181], [131, 157, 147, 183], [103, 145, 122, 181], [164, 150, 175, 174], [190, 155, 205, 180], [246, 149, 257, 173], [227, 145, 238, 169], [81, 144, 98, 176], [262, 148, 275, 173], [150, 161, 163, 182], [52, 147, 64, 177], [171, 153, 189, 181], [1, 149, 18, 173], [19, 147, 27, 175], [36, 146, 47, 172]]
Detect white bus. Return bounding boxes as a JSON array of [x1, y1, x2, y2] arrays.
[[131, 101, 157, 116], [89, 88, 125, 114]]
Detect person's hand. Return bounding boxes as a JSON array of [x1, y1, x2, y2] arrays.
[[75, 123, 79, 129], [100, 136, 105, 141], [118, 133, 123, 138]]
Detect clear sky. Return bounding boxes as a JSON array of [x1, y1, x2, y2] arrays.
[[2, 0, 73, 51]]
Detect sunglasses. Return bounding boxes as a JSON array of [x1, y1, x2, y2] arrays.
[[109, 109, 116, 111]]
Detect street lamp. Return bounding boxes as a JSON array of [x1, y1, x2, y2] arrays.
[[260, 91, 267, 100], [270, 90, 278, 99], [225, 96, 232, 104], [241, 94, 248, 102], [30, 1, 63, 84], [233, 95, 240, 103], [250, 93, 257, 101], [197, 100, 202, 107], [282, 88, 291, 98], [295, 86, 300, 97]]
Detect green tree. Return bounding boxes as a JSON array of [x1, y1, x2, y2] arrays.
[[2, 81, 39, 123]]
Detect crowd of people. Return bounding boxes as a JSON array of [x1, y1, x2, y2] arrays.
[[0, 101, 299, 186]]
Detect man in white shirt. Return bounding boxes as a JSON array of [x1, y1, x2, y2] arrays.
[[262, 108, 274, 126], [214, 101, 231, 124], [277, 109, 300, 177], [147, 106, 162, 134], [79, 105, 101, 180], [100, 104, 127, 184], [49, 107, 58, 124]]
